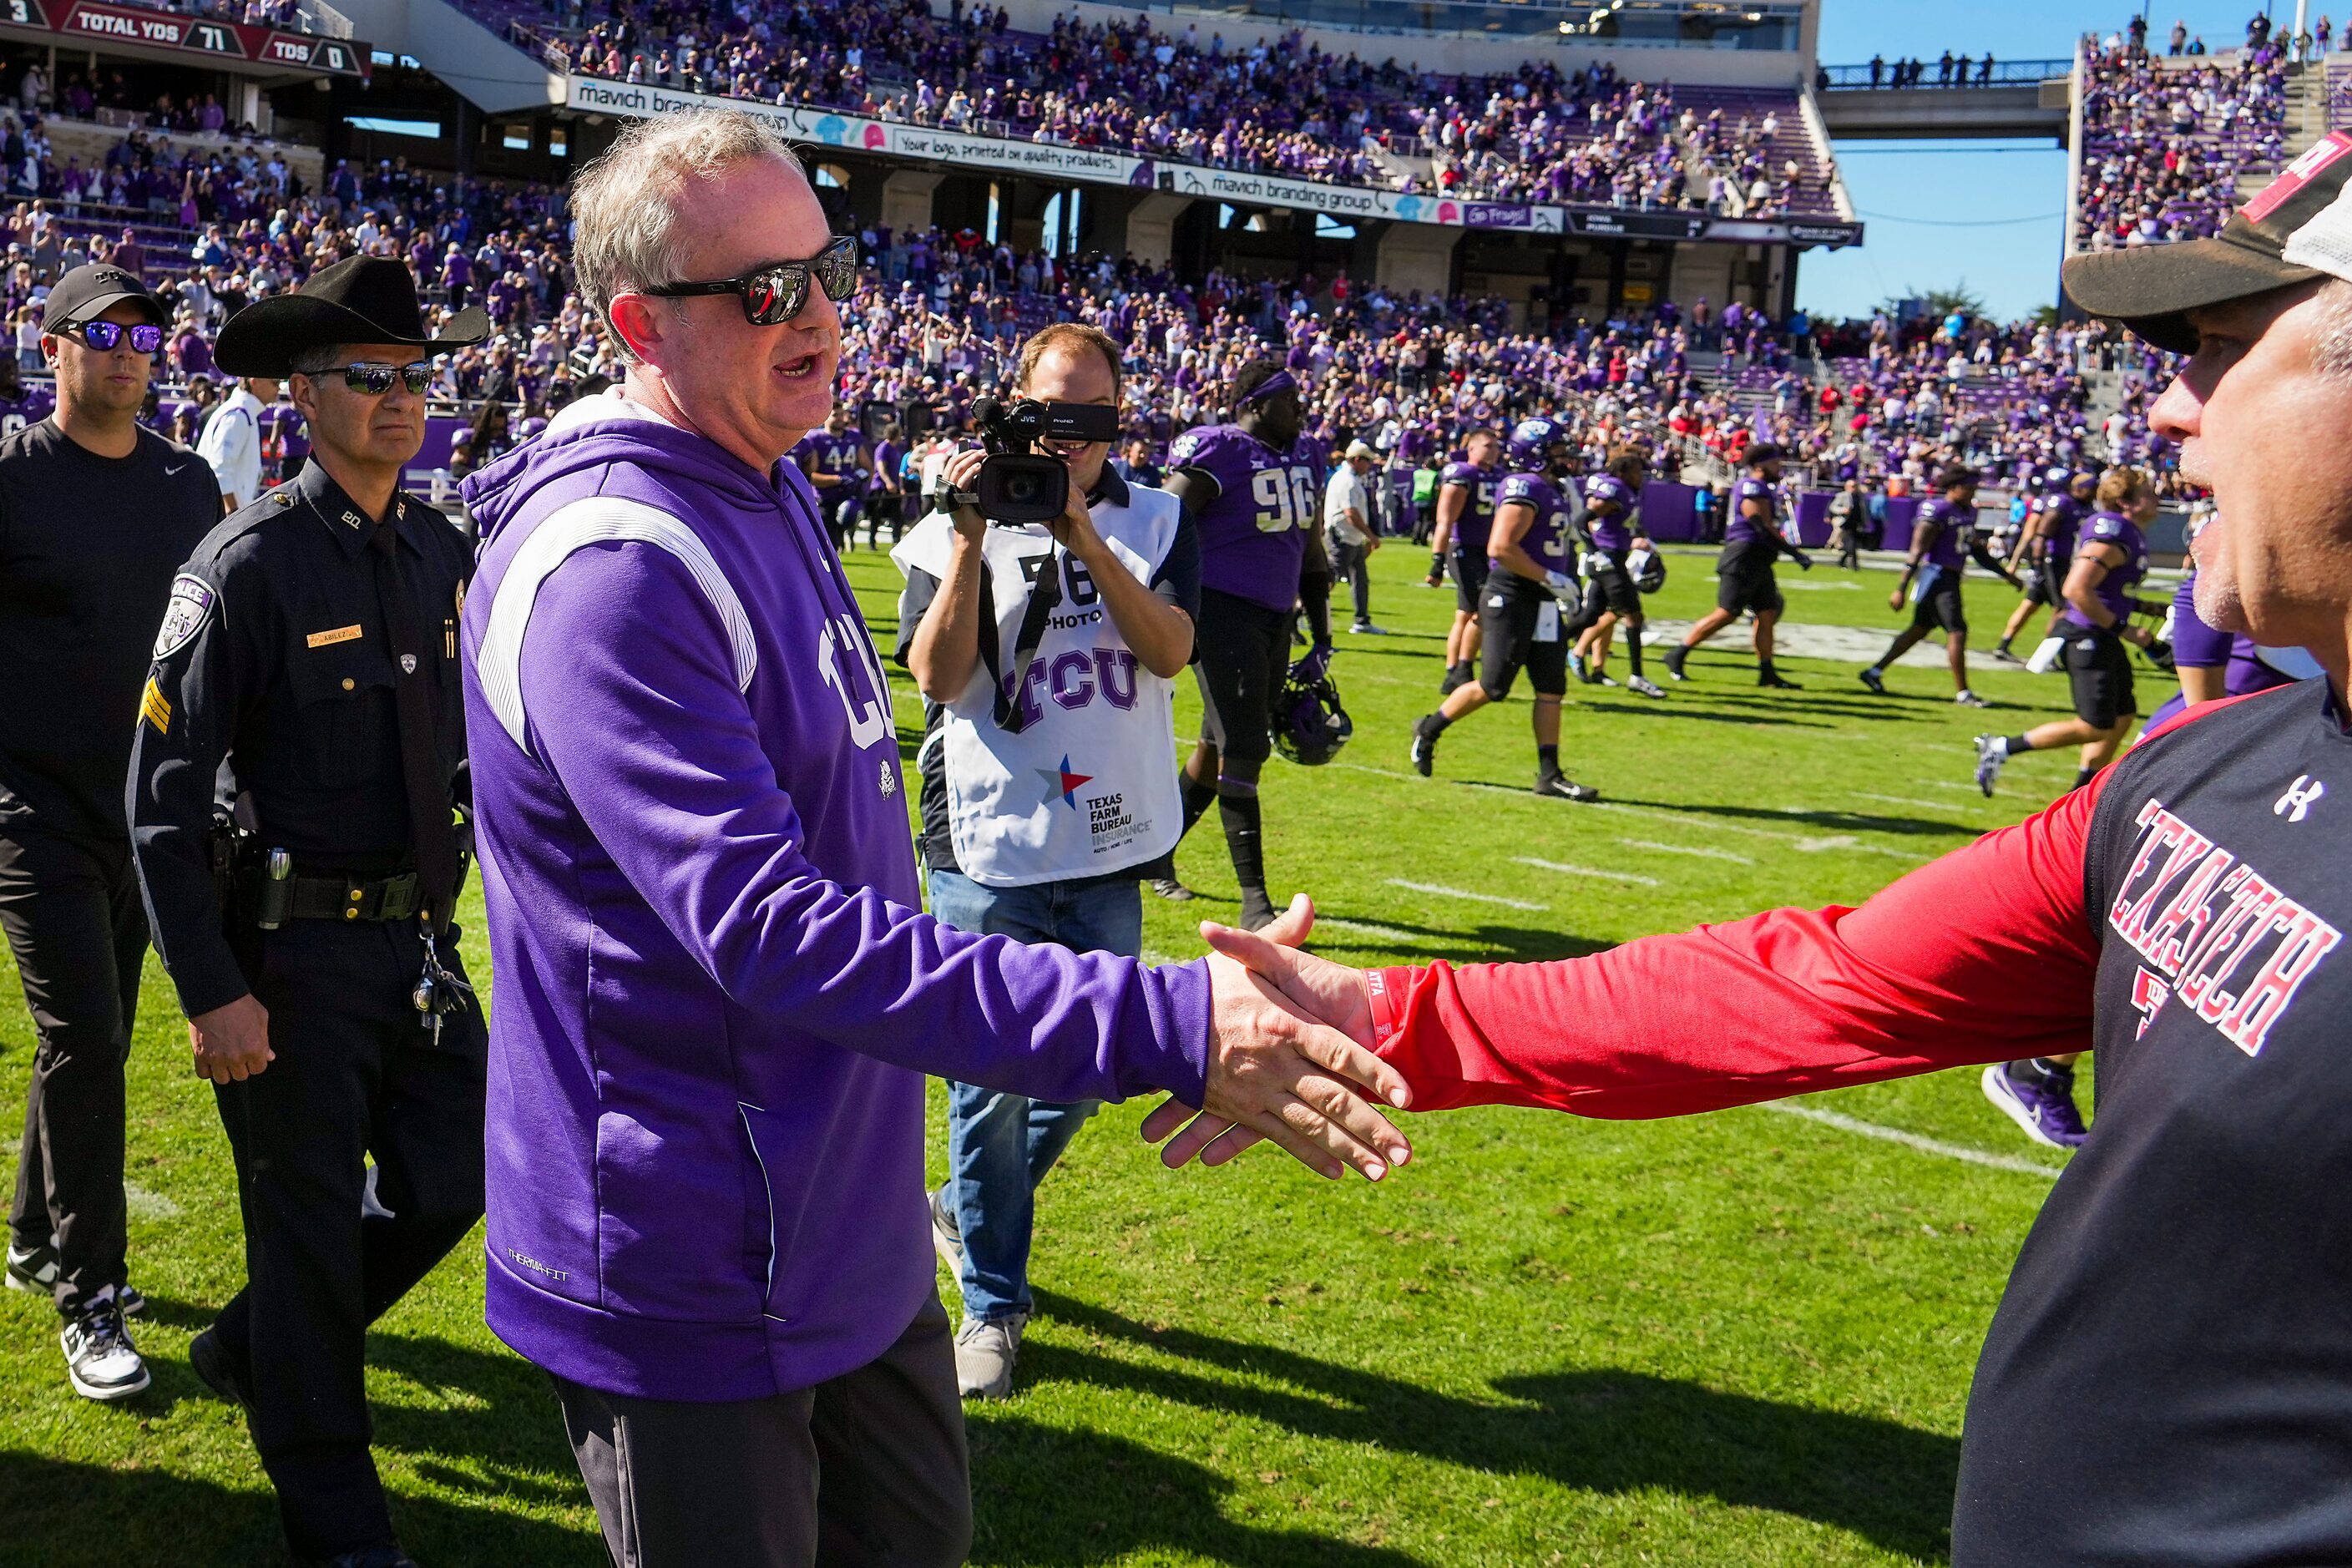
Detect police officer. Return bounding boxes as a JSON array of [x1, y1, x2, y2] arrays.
[[127, 257, 490, 1568], [0, 263, 219, 1402]]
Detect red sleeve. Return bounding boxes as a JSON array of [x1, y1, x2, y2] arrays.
[[1365, 770, 2111, 1118]]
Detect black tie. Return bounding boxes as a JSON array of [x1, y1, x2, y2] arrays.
[[367, 522, 459, 933]]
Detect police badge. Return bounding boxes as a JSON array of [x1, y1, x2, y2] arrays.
[[153, 574, 217, 661]]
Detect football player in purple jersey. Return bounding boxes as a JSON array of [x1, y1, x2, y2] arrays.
[[1409, 417, 1601, 802], [1995, 468, 2097, 662], [1860, 466, 2019, 707], [797, 402, 867, 553], [1153, 362, 1328, 929], [1429, 427, 1502, 696], [1661, 443, 1809, 688], [1974, 466, 2166, 798], [1973, 466, 2160, 1151], [1565, 447, 1664, 698]]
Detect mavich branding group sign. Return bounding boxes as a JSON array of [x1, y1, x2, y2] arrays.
[[564, 76, 1860, 246], [566, 76, 1560, 233]]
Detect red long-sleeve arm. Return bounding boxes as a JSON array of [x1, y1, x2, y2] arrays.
[[1365, 770, 2110, 1118]]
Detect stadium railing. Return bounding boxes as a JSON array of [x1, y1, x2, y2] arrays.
[[1815, 59, 2073, 90]]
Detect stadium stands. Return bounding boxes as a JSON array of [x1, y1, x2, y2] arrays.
[[2073, 34, 2294, 252], [464, 0, 1845, 217]]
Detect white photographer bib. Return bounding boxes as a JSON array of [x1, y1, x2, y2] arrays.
[[893, 483, 1185, 888]]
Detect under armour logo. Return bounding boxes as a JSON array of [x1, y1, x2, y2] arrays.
[[2275, 773, 2326, 823]]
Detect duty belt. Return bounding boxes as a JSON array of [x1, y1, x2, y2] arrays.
[[237, 867, 423, 923]]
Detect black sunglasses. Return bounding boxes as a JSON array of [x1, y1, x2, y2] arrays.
[[322, 362, 434, 397], [73, 320, 164, 354], [645, 235, 857, 326]]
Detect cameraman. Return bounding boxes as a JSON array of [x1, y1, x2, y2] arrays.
[[890, 323, 1198, 1402]]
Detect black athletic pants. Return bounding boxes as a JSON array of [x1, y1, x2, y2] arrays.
[[0, 826, 144, 1314], [208, 917, 487, 1559], [554, 1292, 972, 1568]]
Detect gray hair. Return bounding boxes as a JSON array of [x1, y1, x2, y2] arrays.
[[288, 343, 346, 376], [2313, 276, 2352, 385], [572, 109, 806, 364]]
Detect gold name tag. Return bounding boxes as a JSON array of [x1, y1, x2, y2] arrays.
[[306, 625, 363, 649]]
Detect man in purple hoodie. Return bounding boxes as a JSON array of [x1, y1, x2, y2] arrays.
[[458, 108, 1409, 1566]]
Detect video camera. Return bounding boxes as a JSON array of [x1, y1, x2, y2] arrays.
[[961, 397, 1122, 524]]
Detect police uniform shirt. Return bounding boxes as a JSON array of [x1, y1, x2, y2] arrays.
[[0, 417, 219, 842], [128, 463, 473, 1019]]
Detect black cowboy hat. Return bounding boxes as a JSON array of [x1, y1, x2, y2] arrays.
[[215, 255, 489, 377]]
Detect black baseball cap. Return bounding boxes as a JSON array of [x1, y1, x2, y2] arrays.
[[42, 262, 168, 332], [2063, 131, 2352, 354]]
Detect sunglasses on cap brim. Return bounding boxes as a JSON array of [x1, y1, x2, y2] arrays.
[[645, 235, 857, 326]]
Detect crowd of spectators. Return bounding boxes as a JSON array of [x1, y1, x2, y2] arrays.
[[516, 0, 1836, 212], [2073, 28, 2292, 253]]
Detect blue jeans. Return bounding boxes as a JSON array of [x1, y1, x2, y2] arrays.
[[925, 867, 1141, 1323]]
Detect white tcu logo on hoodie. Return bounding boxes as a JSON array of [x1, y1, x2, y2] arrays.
[[817, 614, 892, 751]]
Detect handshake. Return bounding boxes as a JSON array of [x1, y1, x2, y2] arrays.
[[1148, 894, 1413, 1181]]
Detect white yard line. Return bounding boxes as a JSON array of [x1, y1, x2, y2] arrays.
[[1314, 916, 1432, 945], [1758, 1102, 2063, 1178], [124, 1183, 181, 1221], [1385, 878, 1547, 911], [1619, 837, 1753, 865], [1511, 857, 1662, 887]]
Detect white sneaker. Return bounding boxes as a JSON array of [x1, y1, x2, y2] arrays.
[[1626, 675, 1666, 698], [61, 1295, 147, 1402], [1955, 689, 1989, 708], [1348, 621, 1387, 635], [928, 1186, 964, 1277], [953, 1312, 1026, 1400]]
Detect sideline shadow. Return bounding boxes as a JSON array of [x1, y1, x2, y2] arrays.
[[1612, 797, 1976, 839], [1309, 911, 1608, 965], [1026, 1292, 1957, 1563], [1576, 701, 1830, 729], [963, 1412, 1435, 1567], [0, 1450, 603, 1568], [367, 1331, 1422, 1568]]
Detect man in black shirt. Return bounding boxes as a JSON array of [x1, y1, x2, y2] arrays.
[[0, 263, 217, 1401]]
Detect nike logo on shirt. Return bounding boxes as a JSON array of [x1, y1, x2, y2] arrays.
[[164, 463, 188, 475]]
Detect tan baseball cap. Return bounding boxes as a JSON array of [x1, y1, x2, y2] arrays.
[[2064, 130, 2352, 352]]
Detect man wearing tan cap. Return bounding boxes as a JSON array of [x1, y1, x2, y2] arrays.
[[1176, 140, 2352, 1564], [1325, 438, 1384, 635]]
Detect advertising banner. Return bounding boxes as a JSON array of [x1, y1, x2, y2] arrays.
[[564, 78, 1862, 245], [566, 76, 1570, 233]]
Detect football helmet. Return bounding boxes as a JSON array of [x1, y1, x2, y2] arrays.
[[1506, 417, 1571, 473], [1272, 654, 1353, 766]]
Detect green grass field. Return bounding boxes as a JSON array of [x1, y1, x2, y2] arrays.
[[0, 543, 2119, 1566]]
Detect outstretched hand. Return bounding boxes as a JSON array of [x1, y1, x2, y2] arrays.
[[1143, 895, 1394, 1176]]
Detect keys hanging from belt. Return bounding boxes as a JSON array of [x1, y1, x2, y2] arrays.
[[411, 923, 475, 1046]]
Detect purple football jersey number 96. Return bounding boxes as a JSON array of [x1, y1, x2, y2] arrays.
[[1249, 466, 1319, 534]]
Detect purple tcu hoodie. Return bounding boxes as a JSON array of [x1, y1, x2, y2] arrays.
[[458, 393, 1211, 1402]]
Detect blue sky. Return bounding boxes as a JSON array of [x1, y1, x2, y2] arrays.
[[1797, 1, 2317, 322]]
